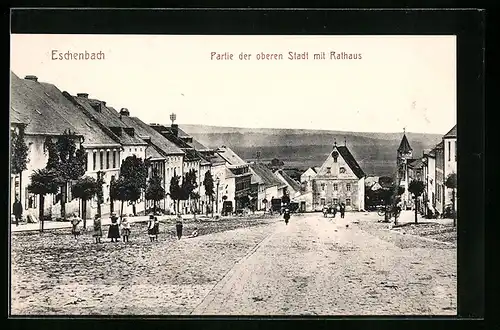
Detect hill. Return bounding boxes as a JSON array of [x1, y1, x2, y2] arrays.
[[181, 124, 442, 177]]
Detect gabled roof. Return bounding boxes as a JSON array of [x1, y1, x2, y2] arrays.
[[398, 133, 412, 153], [72, 96, 147, 146], [250, 163, 284, 188], [408, 158, 425, 169], [443, 125, 457, 138], [217, 146, 247, 166], [146, 145, 165, 160], [11, 72, 120, 147], [120, 116, 184, 155], [275, 169, 301, 192], [336, 146, 366, 179]]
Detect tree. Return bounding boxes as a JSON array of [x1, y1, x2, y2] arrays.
[[378, 177, 404, 223], [110, 177, 140, 219], [190, 191, 201, 219], [445, 173, 457, 227], [269, 158, 285, 171], [408, 180, 425, 224], [27, 169, 59, 232], [71, 176, 100, 229], [54, 130, 86, 220], [169, 172, 182, 214], [11, 127, 29, 206], [181, 169, 198, 212], [203, 171, 215, 216], [118, 155, 148, 216], [146, 170, 165, 214]]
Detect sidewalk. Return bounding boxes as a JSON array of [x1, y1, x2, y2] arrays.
[[11, 211, 273, 233]]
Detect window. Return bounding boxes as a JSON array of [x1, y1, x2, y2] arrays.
[[346, 183, 351, 192], [112, 151, 116, 168], [321, 183, 325, 191], [346, 198, 351, 206], [333, 198, 338, 205], [333, 183, 338, 191], [100, 151, 104, 169], [326, 167, 331, 174], [93, 152, 96, 171], [320, 198, 326, 206], [448, 141, 451, 161], [106, 151, 110, 169]]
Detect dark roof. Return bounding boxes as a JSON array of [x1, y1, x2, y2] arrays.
[[183, 148, 201, 161], [250, 163, 284, 188], [11, 72, 119, 147], [120, 116, 184, 155], [146, 145, 165, 160], [435, 141, 444, 149], [337, 146, 366, 179], [408, 158, 424, 169], [398, 133, 412, 153], [276, 169, 301, 192], [72, 96, 147, 146], [443, 125, 457, 138]]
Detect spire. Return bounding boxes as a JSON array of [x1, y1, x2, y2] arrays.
[[398, 131, 412, 153]]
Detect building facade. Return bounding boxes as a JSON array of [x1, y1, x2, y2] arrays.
[[310, 143, 366, 211]]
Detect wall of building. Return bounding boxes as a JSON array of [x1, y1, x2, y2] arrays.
[[435, 147, 445, 214], [312, 178, 361, 211], [443, 137, 457, 210]]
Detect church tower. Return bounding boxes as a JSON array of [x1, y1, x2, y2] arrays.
[[397, 129, 413, 207]]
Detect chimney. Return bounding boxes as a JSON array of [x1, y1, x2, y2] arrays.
[[119, 108, 130, 117], [24, 75, 38, 82], [171, 123, 179, 137], [77, 93, 89, 98]]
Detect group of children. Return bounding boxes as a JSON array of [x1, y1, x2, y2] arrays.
[[69, 212, 199, 243]]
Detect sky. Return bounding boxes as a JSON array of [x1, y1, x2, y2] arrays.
[[10, 35, 456, 134]]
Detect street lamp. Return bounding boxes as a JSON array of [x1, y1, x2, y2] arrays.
[[216, 177, 220, 214]]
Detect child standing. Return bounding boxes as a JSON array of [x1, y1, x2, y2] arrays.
[[147, 215, 156, 242], [121, 217, 131, 242], [93, 214, 103, 243], [70, 213, 81, 239], [108, 212, 120, 243]]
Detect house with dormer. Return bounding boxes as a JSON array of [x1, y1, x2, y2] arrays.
[[10, 72, 123, 220], [310, 142, 366, 211]]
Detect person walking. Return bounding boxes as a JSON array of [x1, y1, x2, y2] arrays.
[[340, 203, 346, 219], [283, 208, 290, 225], [107, 212, 120, 243], [175, 214, 183, 240], [70, 213, 82, 239], [92, 214, 103, 243], [147, 215, 156, 242], [121, 217, 131, 242], [153, 217, 160, 241], [12, 198, 23, 226]]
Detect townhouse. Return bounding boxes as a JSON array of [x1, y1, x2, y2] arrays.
[[10, 73, 122, 220], [249, 163, 287, 211]]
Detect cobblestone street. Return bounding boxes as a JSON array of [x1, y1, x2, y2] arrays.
[[11, 212, 456, 316]]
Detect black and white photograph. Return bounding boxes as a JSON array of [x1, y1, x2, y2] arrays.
[[10, 33, 459, 316]]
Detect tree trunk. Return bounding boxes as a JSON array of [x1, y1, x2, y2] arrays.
[[19, 172, 23, 210], [153, 200, 157, 214], [82, 199, 87, 229], [39, 195, 45, 233], [414, 196, 418, 224], [97, 199, 102, 218], [60, 183, 67, 220], [177, 200, 180, 215], [120, 200, 124, 220], [384, 202, 389, 222], [132, 203, 136, 216]]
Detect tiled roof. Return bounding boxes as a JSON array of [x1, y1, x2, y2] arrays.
[[250, 163, 283, 188], [443, 125, 457, 138], [337, 146, 366, 179], [276, 169, 301, 192], [120, 116, 184, 155], [72, 96, 147, 146], [217, 146, 247, 166], [11, 72, 120, 147], [398, 133, 412, 153], [183, 148, 202, 162], [146, 145, 165, 160]]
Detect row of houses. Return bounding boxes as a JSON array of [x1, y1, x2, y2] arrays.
[[10, 72, 289, 220], [394, 126, 457, 215]]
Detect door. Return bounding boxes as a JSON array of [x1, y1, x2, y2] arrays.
[[300, 201, 306, 212]]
